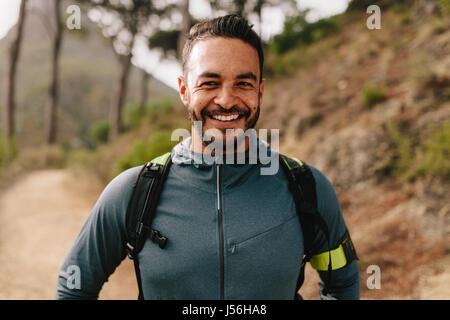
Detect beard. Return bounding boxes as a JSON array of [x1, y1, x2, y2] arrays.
[[187, 103, 260, 153], [188, 103, 260, 132]]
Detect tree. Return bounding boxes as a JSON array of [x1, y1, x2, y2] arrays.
[[78, 0, 157, 140], [3, 0, 28, 144], [209, 0, 297, 37], [46, 0, 64, 144]]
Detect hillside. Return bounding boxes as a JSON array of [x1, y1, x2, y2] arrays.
[[0, 0, 178, 149], [258, 1, 449, 299]]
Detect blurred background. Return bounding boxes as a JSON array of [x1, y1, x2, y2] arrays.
[[0, 0, 448, 300]]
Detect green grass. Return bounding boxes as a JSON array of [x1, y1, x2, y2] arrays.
[[386, 120, 450, 181], [361, 83, 387, 108]]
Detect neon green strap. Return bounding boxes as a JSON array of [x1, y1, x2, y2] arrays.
[[310, 245, 348, 271], [151, 152, 171, 166], [283, 156, 303, 170]]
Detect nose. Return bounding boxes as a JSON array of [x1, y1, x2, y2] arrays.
[[214, 85, 239, 110]]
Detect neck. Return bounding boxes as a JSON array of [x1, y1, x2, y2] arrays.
[[190, 128, 253, 155]]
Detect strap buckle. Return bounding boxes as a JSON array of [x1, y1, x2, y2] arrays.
[[126, 242, 136, 260], [150, 229, 168, 249]]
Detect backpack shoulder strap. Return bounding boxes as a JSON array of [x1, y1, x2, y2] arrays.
[[279, 155, 320, 257], [125, 151, 172, 258], [280, 154, 358, 299], [125, 152, 172, 300], [279, 154, 332, 297]]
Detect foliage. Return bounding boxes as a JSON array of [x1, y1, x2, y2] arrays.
[[270, 12, 339, 55], [123, 97, 176, 130], [114, 130, 177, 174], [346, 0, 413, 11], [0, 135, 18, 166], [414, 122, 450, 179], [148, 29, 179, 57], [361, 83, 387, 108], [88, 120, 110, 146], [386, 121, 450, 180], [437, 0, 450, 14]]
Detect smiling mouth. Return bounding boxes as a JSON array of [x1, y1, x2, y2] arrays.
[[209, 113, 242, 122]]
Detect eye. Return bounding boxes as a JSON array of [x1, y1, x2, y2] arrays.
[[237, 81, 254, 88], [200, 81, 219, 87]]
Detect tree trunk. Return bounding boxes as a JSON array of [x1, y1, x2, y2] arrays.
[[177, 0, 191, 60], [109, 52, 133, 140], [3, 0, 27, 141], [46, 0, 63, 144], [139, 69, 150, 115]]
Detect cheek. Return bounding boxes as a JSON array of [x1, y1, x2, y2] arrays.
[[190, 93, 212, 112]]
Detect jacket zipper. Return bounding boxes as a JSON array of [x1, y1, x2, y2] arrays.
[[216, 164, 225, 300]]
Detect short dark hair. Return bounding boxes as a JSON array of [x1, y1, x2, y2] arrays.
[[182, 14, 264, 82]]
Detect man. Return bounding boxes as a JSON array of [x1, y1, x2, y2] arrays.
[[56, 15, 360, 300]]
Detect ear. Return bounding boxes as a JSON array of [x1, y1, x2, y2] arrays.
[[178, 76, 189, 107]]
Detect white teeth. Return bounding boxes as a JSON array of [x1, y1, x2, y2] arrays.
[[212, 114, 240, 121]]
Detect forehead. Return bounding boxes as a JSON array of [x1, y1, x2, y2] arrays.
[[186, 37, 260, 80]]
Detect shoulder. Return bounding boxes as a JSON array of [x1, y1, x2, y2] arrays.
[[98, 165, 144, 202], [306, 163, 347, 244], [307, 164, 340, 207], [91, 165, 145, 225]]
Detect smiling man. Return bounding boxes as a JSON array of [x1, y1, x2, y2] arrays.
[[56, 15, 359, 300]]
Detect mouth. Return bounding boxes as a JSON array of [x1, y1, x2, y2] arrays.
[[209, 113, 243, 122]]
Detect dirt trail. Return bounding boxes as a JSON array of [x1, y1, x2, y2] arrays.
[[0, 169, 137, 299]]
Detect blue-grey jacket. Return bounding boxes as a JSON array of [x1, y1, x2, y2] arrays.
[[56, 136, 360, 299]]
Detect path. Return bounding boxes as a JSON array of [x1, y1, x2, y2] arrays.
[[0, 169, 137, 299]]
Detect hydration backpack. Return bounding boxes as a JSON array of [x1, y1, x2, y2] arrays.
[[125, 152, 357, 300]]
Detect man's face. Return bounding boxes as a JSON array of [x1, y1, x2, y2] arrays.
[[178, 37, 265, 147]]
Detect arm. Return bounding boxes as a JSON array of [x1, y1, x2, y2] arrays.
[[55, 166, 142, 299], [309, 165, 360, 300]]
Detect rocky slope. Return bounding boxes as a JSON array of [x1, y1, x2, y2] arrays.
[[258, 3, 449, 299]]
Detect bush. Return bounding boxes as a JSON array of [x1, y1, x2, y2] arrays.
[[270, 12, 339, 55], [346, 0, 413, 11], [414, 122, 450, 179], [114, 130, 178, 174], [88, 120, 110, 146], [123, 98, 176, 130], [0, 135, 18, 166], [386, 120, 412, 178], [386, 121, 450, 180], [361, 83, 387, 108], [437, 0, 450, 15]]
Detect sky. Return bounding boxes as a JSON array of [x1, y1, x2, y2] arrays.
[[0, 0, 349, 90]]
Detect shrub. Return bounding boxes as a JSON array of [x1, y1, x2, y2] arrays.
[[346, 0, 413, 11], [0, 135, 18, 166], [89, 120, 110, 146], [361, 83, 387, 108], [270, 12, 339, 55], [386, 121, 450, 181], [122, 98, 176, 130], [414, 122, 450, 179], [437, 0, 450, 15], [114, 130, 178, 174], [385, 120, 412, 178]]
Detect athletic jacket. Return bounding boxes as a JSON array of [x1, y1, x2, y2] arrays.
[[56, 135, 360, 299]]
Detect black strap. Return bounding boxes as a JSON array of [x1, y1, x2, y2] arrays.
[[125, 154, 173, 300], [279, 155, 333, 298]]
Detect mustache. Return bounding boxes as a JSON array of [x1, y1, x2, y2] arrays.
[[202, 106, 250, 118]]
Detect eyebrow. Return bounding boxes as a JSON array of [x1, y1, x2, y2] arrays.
[[236, 72, 257, 82], [198, 71, 257, 82], [198, 72, 221, 79]]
